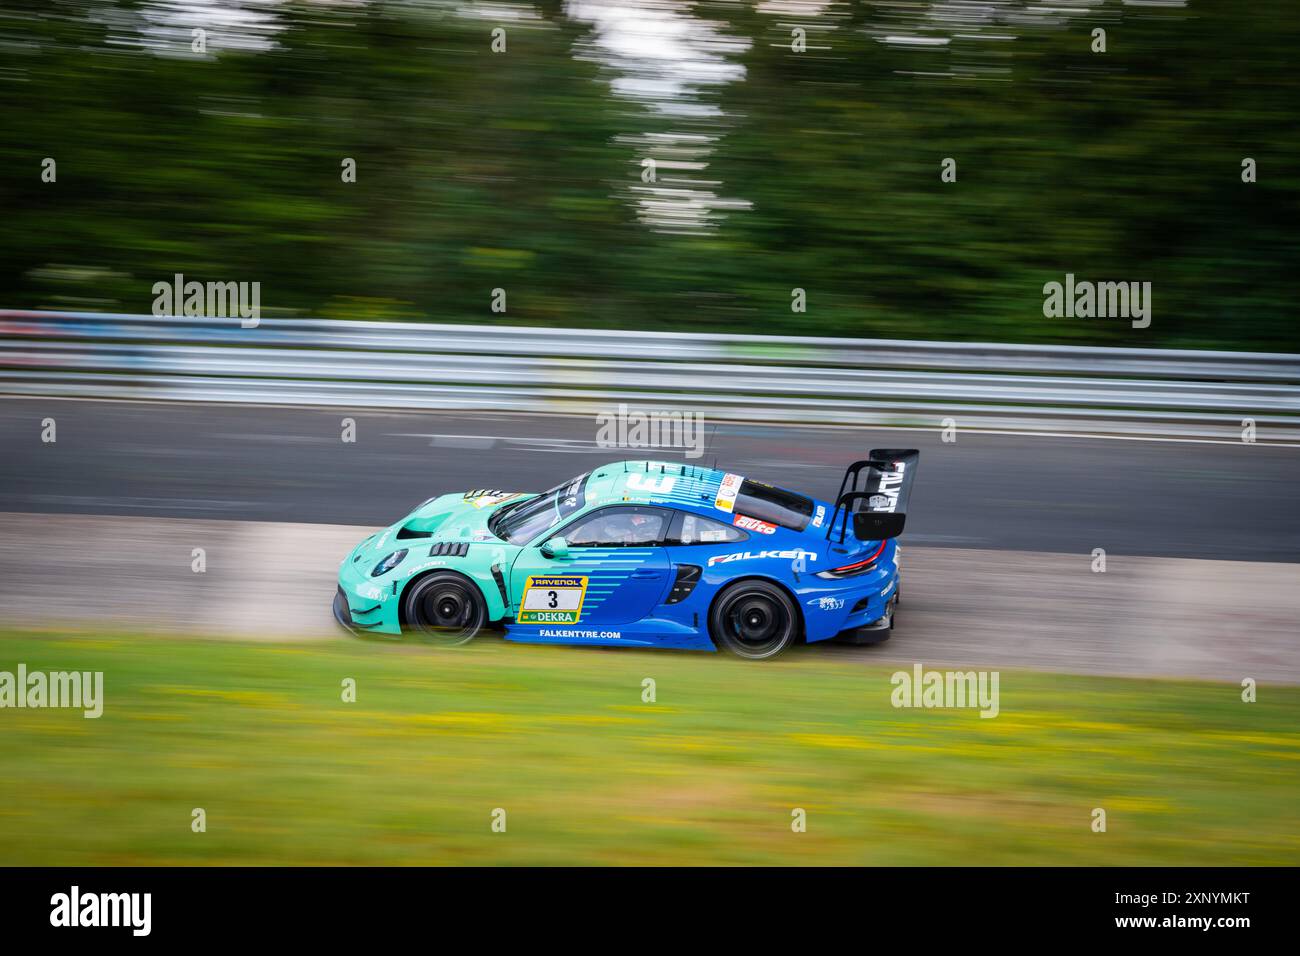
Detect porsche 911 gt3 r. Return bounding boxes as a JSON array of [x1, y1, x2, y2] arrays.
[[334, 452, 918, 660]]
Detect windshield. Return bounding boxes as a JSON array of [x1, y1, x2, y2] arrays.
[[490, 472, 590, 545]]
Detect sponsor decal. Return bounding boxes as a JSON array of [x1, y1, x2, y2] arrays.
[[538, 628, 621, 639], [518, 575, 588, 624], [870, 461, 906, 513], [733, 513, 777, 535], [627, 472, 677, 494], [812, 505, 826, 528], [708, 548, 817, 567], [464, 490, 522, 510], [715, 472, 743, 512], [815, 596, 845, 611], [550, 474, 589, 519]]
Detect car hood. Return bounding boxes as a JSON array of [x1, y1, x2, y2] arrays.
[[401, 490, 534, 538], [350, 491, 533, 565]]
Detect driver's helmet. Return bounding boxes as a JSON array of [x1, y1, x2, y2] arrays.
[[626, 513, 657, 542], [602, 516, 633, 543]]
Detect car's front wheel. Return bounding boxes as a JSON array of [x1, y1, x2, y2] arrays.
[[709, 580, 799, 660], [402, 572, 487, 646]]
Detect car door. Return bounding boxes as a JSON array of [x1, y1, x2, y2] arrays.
[[661, 509, 751, 601], [509, 505, 672, 626]]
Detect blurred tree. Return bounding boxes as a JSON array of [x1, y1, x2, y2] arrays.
[[0, 0, 1296, 350]]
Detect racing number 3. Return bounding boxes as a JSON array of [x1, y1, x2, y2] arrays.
[[518, 576, 589, 624]]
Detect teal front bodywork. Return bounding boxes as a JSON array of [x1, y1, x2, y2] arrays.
[[336, 490, 520, 635]]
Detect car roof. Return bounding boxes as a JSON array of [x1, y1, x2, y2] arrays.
[[583, 460, 733, 512]]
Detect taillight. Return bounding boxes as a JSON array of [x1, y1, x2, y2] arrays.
[[815, 541, 887, 579]]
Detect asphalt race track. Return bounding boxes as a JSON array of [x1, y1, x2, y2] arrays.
[[1, 397, 1298, 682], [3, 397, 1298, 560]]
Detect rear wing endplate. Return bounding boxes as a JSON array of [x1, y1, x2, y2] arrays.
[[825, 449, 919, 543]]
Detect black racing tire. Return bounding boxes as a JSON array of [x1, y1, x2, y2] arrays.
[[709, 579, 800, 661], [402, 571, 487, 647]]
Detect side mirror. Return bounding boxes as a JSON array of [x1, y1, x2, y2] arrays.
[[540, 536, 570, 560]]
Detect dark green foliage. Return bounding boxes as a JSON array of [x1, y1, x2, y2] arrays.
[[1, 1, 1295, 349]]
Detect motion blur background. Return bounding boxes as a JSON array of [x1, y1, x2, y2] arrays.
[[1, 1, 1299, 866], [2, 0, 1298, 348]]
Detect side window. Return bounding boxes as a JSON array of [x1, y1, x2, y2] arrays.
[[667, 511, 748, 545], [734, 480, 813, 531], [562, 506, 670, 548]]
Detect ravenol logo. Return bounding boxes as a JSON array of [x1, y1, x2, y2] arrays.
[[519, 575, 588, 624]]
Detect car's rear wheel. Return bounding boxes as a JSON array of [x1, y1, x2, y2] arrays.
[[402, 572, 486, 647], [709, 580, 799, 660], [880, 590, 898, 635]]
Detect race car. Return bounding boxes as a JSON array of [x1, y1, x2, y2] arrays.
[[333, 452, 918, 660]]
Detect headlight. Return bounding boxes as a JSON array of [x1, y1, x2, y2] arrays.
[[370, 549, 409, 577]]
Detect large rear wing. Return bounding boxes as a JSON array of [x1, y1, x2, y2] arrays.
[[825, 449, 919, 543]]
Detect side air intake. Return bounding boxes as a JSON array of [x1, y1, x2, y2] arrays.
[[428, 542, 472, 557]]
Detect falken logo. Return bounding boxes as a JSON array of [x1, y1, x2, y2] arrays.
[[870, 462, 906, 513], [708, 548, 817, 567]]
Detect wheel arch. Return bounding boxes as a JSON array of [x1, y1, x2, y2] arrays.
[[397, 567, 503, 629]]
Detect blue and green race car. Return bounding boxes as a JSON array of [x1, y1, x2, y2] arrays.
[[334, 452, 918, 660]]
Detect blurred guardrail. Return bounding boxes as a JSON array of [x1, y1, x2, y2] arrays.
[[3, 310, 1299, 439]]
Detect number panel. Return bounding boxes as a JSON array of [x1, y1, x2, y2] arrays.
[[518, 575, 588, 624]]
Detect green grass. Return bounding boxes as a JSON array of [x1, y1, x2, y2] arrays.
[[1, 629, 1297, 865]]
